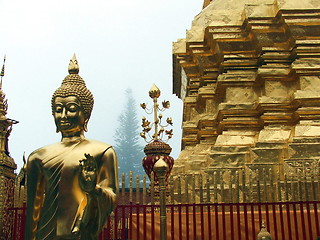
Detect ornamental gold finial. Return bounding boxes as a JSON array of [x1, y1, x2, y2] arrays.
[[257, 221, 272, 240], [0, 55, 6, 88], [140, 84, 173, 143], [68, 53, 79, 74], [149, 84, 161, 99]]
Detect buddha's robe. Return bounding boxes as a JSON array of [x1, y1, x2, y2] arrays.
[[25, 138, 118, 240]]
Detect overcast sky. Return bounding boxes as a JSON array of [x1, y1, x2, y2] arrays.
[[0, 0, 203, 171]]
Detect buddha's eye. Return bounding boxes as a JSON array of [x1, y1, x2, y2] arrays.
[[55, 106, 63, 113], [67, 104, 79, 112]]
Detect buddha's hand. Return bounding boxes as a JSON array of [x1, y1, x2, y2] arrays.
[[79, 153, 98, 193]]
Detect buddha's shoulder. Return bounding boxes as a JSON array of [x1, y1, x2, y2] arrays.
[[79, 139, 115, 154], [27, 142, 62, 161], [82, 139, 111, 147], [81, 139, 112, 149]]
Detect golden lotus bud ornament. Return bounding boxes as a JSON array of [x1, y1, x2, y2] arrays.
[[140, 84, 174, 193]]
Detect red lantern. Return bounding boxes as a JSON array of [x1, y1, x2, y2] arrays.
[[142, 140, 174, 186]]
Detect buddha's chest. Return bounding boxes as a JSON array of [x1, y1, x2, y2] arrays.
[[40, 148, 100, 195]]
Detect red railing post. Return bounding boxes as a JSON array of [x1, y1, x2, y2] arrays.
[[151, 205, 155, 240], [136, 205, 140, 240], [207, 204, 212, 240], [314, 202, 320, 237], [306, 201, 313, 238], [285, 203, 293, 240], [114, 206, 119, 240], [236, 204, 241, 240], [293, 202, 299, 240], [170, 204, 175, 240], [215, 204, 220, 240], [178, 204, 182, 240], [250, 204, 256, 240], [186, 204, 190, 240], [143, 205, 147, 240], [221, 204, 226, 240], [230, 204, 234, 240], [265, 203, 270, 232], [272, 203, 278, 240], [200, 204, 204, 240], [279, 202, 285, 240], [129, 204, 133, 240], [244, 204, 249, 240], [300, 202, 307, 239], [121, 206, 126, 240], [192, 204, 196, 240]]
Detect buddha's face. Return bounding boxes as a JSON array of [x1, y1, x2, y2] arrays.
[[54, 96, 86, 135]]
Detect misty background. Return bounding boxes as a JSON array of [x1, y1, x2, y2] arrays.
[[0, 0, 202, 171]]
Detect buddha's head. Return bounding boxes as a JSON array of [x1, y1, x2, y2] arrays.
[[51, 55, 94, 136]]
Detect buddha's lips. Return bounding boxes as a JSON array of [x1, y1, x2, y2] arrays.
[[59, 121, 71, 126]]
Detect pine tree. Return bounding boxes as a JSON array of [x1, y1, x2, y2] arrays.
[[114, 88, 145, 186]]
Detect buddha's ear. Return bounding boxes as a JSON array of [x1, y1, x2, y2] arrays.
[[56, 126, 60, 133], [84, 118, 89, 132]]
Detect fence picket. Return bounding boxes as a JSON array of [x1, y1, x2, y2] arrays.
[[249, 171, 253, 203], [263, 168, 267, 202], [177, 175, 181, 204], [121, 173, 125, 205], [143, 174, 147, 205], [214, 171, 218, 203], [229, 170, 233, 203], [129, 171, 133, 203], [191, 174, 195, 204], [199, 174, 203, 204], [236, 171, 239, 203], [221, 172, 225, 203], [242, 169, 246, 203], [136, 175, 140, 204], [291, 178, 295, 202], [305, 174, 309, 202], [206, 173, 210, 203], [257, 170, 261, 203], [312, 174, 316, 201], [170, 175, 174, 204], [150, 172, 155, 205], [298, 177, 303, 201], [270, 168, 275, 202], [184, 174, 189, 204], [277, 172, 282, 202]]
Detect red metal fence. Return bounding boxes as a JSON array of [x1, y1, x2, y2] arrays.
[[8, 203, 25, 240], [10, 201, 320, 240]]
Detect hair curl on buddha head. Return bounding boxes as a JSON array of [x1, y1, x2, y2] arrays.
[[51, 55, 94, 120]]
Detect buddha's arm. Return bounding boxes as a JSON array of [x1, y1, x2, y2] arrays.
[[72, 147, 118, 239], [95, 146, 119, 227], [25, 155, 45, 240], [75, 146, 118, 237]]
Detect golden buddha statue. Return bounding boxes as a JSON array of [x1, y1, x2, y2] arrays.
[[25, 55, 119, 240]]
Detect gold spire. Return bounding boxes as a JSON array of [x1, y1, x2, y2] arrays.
[[0, 55, 6, 88], [68, 53, 79, 74], [203, 0, 212, 9]]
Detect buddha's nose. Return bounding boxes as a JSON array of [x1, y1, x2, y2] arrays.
[[61, 108, 67, 118]]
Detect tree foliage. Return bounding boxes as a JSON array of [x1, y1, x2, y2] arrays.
[[113, 88, 145, 186]]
